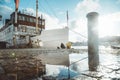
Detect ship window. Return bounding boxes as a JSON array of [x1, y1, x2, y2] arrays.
[[39, 20, 41, 24], [30, 18, 32, 22], [33, 19, 36, 22], [27, 17, 30, 22], [18, 15, 20, 20], [42, 21, 45, 25], [30, 18, 33, 22], [22, 16, 24, 21], [24, 16, 27, 21], [18, 15, 22, 20], [20, 35, 25, 39]]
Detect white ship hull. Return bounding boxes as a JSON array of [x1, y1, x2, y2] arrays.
[[31, 27, 69, 49]]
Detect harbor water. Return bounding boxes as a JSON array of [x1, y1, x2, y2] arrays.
[[46, 46, 120, 80]]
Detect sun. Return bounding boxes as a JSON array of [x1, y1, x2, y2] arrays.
[[98, 17, 115, 37]]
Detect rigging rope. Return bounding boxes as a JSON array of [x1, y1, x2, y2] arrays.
[[44, 0, 58, 18], [69, 28, 88, 40]]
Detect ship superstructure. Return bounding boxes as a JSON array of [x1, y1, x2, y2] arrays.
[[0, 0, 69, 49], [0, 12, 45, 48]]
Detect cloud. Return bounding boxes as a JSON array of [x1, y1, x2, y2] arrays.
[[0, 0, 5, 4], [0, 5, 13, 19], [69, 19, 87, 40], [0, 6, 63, 30], [70, 20, 78, 29], [70, 11, 120, 39], [0, 0, 10, 4], [100, 12, 120, 22], [116, 0, 120, 4], [21, 8, 63, 30], [5, 0, 10, 3], [75, 0, 100, 17], [58, 11, 65, 16], [99, 12, 120, 37], [0, 5, 13, 28], [20, 8, 35, 16], [68, 0, 101, 41], [74, 0, 120, 38], [42, 13, 62, 30]]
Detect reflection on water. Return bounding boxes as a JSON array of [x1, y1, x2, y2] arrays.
[[45, 46, 120, 79], [70, 46, 120, 79]]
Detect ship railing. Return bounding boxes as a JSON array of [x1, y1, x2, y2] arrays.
[[14, 31, 37, 36]]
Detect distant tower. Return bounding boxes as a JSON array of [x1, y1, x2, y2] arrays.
[[86, 12, 99, 71]]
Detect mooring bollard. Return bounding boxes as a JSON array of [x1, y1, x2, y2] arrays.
[[86, 12, 99, 71]]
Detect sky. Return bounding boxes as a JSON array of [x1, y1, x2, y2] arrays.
[[0, 0, 120, 42]]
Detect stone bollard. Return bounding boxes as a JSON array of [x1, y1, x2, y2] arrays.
[[86, 12, 99, 71]]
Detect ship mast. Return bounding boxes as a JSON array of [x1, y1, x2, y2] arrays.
[[14, 0, 19, 48], [67, 10, 69, 27], [36, 0, 39, 34]]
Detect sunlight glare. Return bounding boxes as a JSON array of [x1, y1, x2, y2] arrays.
[[98, 17, 115, 37]]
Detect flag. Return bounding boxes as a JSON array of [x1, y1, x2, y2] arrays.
[[14, 0, 19, 10]]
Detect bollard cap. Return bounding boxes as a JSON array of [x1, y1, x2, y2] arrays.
[[86, 12, 99, 18]]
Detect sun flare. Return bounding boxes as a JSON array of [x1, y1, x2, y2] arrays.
[[98, 17, 115, 37]]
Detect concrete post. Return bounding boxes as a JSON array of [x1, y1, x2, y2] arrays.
[[86, 12, 99, 71]]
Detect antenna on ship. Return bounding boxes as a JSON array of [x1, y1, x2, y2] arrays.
[[36, 0, 39, 34]]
